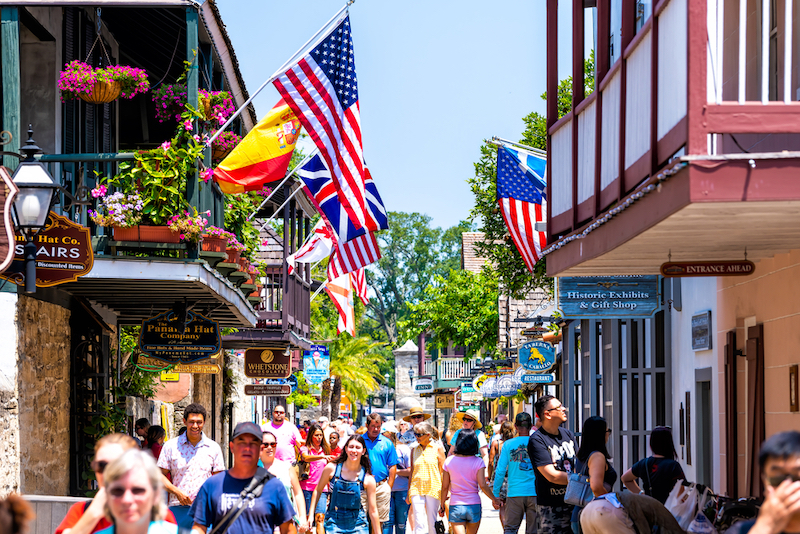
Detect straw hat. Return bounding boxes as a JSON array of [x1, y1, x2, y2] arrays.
[[402, 406, 432, 422], [455, 409, 483, 430]]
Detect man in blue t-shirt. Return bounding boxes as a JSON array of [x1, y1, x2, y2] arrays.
[[362, 413, 398, 528], [191, 422, 296, 534], [494, 412, 537, 534]]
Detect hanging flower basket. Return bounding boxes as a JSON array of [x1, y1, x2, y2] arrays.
[[211, 131, 242, 162], [113, 225, 181, 243], [80, 79, 121, 104]]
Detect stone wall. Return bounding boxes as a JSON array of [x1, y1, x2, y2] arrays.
[[0, 294, 20, 495], [17, 295, 71, 495]]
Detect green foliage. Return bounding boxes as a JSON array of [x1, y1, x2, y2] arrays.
[[223, 191, 261, 261], [366, 212, 473, 343], [468, 51, 595, 299], [406, 268, 499, 358], [287, 372, 318, 409]]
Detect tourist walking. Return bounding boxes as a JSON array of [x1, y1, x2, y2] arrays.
[[439, 429, 503, 534], [264, 405, 303, 464], [579, 492, 685, 534], [403, 407, 431, 448], [97, 448, 176, 534], [570, 416, 616, 533], [362, 414, 398, 529], [527, 395, 578, 534], [157, 403, 225, 530], [56, 434, 178, 534], [190, 422, 295, 534], [262, 430, 309, 532], [444, 413, 463, 454], [382, 422, 411, 534], [307, 435, 381, 534], [620, 426, 685, 504], [449, 410, 488, 465], [408, 421, 445, 534], [488, 421, 514, 483], [300, 422, 337, 534], [146, 425, 166, 461], [494, 413, 537, 534]]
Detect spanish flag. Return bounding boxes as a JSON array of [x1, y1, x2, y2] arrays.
[[213, 99, 302, 194]]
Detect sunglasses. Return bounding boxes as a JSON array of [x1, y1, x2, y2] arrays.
[[414, 432, 427, 437], [410, 415, 424, 419], [108, 486, 149, 498], [274, 411, 285, 414], [91, 460, 109, 474], [262, 442, 278, 448], [767, 474, 800, 487], [463, 418, 475, 423]]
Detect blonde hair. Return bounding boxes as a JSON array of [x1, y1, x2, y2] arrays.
[[103, 448, 167, 522], [448, 414, 463, 431], [94, 433, 138, 454]]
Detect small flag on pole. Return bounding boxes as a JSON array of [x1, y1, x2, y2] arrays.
[[214, 99, 302, 194], [286, 219, 333, 275], [496, 146, 547, 271], [274, 15, 379, 232], [326, 273, 355, 336], [298, 154, 387, 243]]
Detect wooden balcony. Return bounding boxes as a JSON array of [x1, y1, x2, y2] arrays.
[[545, 0, 800, 276]]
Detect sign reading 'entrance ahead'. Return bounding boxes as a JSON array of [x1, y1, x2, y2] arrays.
[[139, 311, 220, 364], [557, 276, 660, 318]]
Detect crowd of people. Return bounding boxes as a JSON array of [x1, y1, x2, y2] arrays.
[[26, 397, 800, 534]]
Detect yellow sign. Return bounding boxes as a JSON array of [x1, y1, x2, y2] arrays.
[[435, 393, 455, 409], [160, 371, 180, 382]]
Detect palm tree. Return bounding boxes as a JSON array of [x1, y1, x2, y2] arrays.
[[321, 335, 383, 419]]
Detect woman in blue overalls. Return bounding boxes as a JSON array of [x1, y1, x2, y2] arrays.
[[307, 435, 381, 534]]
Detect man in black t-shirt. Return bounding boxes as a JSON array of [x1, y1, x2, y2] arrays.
[[527, 395, 578, 534], [727, 431, 800, 534]]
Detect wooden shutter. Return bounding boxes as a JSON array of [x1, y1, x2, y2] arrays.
[[745, 324, 765, 497], [724, 330, 738, 498], [63, 7, 78, 154]]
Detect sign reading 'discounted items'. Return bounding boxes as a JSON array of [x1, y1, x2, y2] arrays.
[[244, 347, 292, 379], [557, 275, 660, 318], [139, 311, 220, 364]]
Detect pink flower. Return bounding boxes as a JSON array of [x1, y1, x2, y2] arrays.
[[179, 234, 185, 240], [183, 119, 193, 131], [205, 210, 211, 216], [160, 141, 171, 151]]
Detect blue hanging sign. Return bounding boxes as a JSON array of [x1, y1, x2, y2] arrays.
[[557, 275, 660, 318], [287, 374, 298, 393], [497, 376, 519, 397], [303, 345, 330, 385], [521, 373, 555, 384], [518, 341, 556, 373], [481, 377, 499, 399]]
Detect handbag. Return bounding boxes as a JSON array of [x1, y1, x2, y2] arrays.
[[564, 460, 594, 507], [297, 459, 310, 481], [434, 520, 446, 534]]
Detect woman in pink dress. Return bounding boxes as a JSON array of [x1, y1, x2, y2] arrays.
[[300, 423, 337, 534]]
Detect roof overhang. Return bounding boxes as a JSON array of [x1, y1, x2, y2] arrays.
[[546, 154, 800, 276], [222, 328, 313, 351], [60, 257, 257, 327]]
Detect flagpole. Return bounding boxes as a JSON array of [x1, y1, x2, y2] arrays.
[[206, 3, 353, 147], [310, 281, 328, 302], [247, 149, 319, 221], [259, 186, 305, 230], [490, 136, 547, 156]]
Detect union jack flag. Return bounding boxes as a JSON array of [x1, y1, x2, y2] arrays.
[[496, 146, 547, 271], [274, 16, 379, 231], [297, 154, 387, 244]]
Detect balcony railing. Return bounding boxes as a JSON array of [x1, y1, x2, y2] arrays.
[[436, 357, 481, 381], [424, 359, 435, 377]]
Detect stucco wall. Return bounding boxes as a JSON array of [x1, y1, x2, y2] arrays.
[[17, 295, 71, 495], [670, 277, 720, 491], [717, 249, 800, 497]]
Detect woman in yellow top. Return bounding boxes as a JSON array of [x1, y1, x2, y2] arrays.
[[408, 421, 445, 534]]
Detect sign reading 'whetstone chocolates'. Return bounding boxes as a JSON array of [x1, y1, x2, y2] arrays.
[[139, 311, 220, 364], [557, 275, 660, 318], [244, 347, 292, 378]]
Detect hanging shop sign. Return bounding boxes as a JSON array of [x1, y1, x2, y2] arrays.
[[661, 260, 755, 277], [518, 340, 556, 373], [520, 326, 550, 337], [303, 345, 330, 385], [472, 374, 487, 392], [481, 377, 499, 399], [0, 167, 18, 275], [521, 372, 555, 384], [691, 311, 712, 351], [139, 311, 220, 364], [244, 347, 292, 378], [461, 382, 476, 394], [557, 275, 660, 318], [435, 393, 455, 409], [244, 384, 291, 396], [0, 211, 93, 287], [160, 371, 180, 382], [412, 376, 434, 393], [513, 366, 527, 386], [138, 354, 221, 374], [286, 374, 299, 393], [497, 375, 519, 397]]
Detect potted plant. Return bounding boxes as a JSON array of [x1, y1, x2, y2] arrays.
[[152, 84, 235, 126], [211, 131, 242, 162], [202, 226, 232, 253], [59, 60, 149, 103], [168, 207, 210, 243], [225, 235, 246, 265], [89, 191, 144, 229]]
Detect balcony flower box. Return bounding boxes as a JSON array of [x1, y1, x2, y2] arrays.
[[113, 225, 181, 243], [201, 235, 227, 253], [225, 248, 241, 265]]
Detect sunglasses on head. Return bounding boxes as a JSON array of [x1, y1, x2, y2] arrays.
[[91, 460, 109, 473]]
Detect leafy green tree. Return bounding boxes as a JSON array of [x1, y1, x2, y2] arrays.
[[286, 371, 318, 409], [468, 51, 595, 299], [406, 268, 500, 358]]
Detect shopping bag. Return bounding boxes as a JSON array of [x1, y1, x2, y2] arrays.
[[666, 483, 699, 530], [686, 511, 717, 534]]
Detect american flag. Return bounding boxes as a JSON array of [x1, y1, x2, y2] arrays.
[[327, 230, 381, 280], [496, 146, 547, 271], [298, 154, 387, 244], [351, 268, 369, 305], [274, 16, 378, 232]]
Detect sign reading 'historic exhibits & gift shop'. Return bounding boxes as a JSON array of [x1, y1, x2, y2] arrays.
[[557, 275, 660, 318]]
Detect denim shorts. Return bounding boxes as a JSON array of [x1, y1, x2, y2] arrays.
[[449, 504, 482, 523], [303, 489, 329, 516]]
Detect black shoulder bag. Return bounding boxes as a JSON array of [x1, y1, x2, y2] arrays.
[[179, 468, 274, 534], [643, 457, 653, 496]]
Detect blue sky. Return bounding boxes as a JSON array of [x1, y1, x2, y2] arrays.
[[216, 1, 558, 230]]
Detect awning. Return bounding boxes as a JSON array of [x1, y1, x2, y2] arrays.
[[60, 257, 257, 327], [222, 328, 313, 351]]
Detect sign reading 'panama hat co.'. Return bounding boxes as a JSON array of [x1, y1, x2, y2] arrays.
[[557, 275, 660, 318], [244, 347, 292, 378], [139, 311, 220, 364]]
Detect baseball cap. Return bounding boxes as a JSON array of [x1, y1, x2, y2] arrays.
[[232, 422, 263, 441], [318, 416, 329, 423], [382, 421, 398, 434], [515, 412, 533, 426]]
